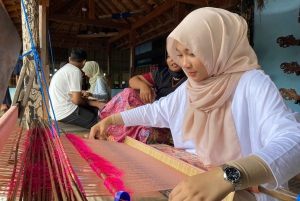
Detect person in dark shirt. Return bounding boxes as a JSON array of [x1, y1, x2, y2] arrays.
[[129, 53, 187, 103]]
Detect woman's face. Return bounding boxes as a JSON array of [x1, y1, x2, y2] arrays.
[[166, 54, 181, 72], [175, 41, 208, 82]]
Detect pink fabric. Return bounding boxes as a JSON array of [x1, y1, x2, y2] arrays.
[[100, 88, 171, 144], [0, 106, 18, 153]]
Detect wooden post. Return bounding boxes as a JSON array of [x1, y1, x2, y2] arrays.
[[21, 0, 43, 128], [175, 2, 185, 26], [129, 29, 136, 79], [106, 42, 111, 88], [39, 0, 50, 119]]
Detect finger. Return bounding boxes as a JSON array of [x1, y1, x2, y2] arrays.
[[141, 94, 147, 103], [89, 125, 99, 139], [171, 192, 187, 201], [169, 183, 183, 200], [148, 94, 153, 103]]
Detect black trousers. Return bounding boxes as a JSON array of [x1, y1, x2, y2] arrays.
[[59, 106, 99, 129], [2, 87, 11, 108]]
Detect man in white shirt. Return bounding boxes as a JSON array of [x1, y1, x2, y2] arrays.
[[49, 48, 105, 129]]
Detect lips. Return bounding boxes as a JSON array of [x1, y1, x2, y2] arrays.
[[187, 72, 196, 76]]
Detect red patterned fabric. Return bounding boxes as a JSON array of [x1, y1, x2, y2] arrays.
[[100, 88, 172, 144], [141, 73, 155, 86], [149, 144, 213, 171]]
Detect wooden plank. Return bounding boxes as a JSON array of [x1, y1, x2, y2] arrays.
[[132, 0, 175, 29], [89, 0, 95, 19], [50, 33, 108, 42], [50, 0, 73, 13], [175, 0, 208, 6], [129, 29, 136, 78], [49, 14, 131, 29], [109, 0, 175, 44], [138, 0, 153, 11], [175, 2, 185, 25], [5, 4, 20, 12]]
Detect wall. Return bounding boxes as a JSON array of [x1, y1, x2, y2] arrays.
[[253, 0, 300, 112]]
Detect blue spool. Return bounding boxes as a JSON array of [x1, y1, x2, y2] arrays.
[[114, 191, 130, 201], [297, 194, 300, 201]]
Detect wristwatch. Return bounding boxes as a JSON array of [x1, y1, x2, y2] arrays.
[[220, 164, 242, 191]]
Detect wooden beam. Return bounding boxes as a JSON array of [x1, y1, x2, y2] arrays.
[[139, 0, 153, 11], [129, 29, 136, 78], [109, 0, 175, 44], [175, 2, 185, 25], [51, 42, 105, 50], [104, 0, 131, 24], [39, 2, 50, 118], [132, 0, 175, 29], [6, 4, 20, 12], [175, 0, 208, 6], [8, 10, 21, 17], [50, 0, 73, 13], [50, 33, 108, 43], [106, 43, 111, 77], [49, 14, 130, 29], [89, 0, 95, 19]]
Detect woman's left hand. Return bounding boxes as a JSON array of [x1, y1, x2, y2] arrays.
[[169, 167, 233, 201]]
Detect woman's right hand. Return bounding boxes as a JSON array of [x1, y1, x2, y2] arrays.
[[139, 84, 153, 104], [89, 116, 112, 140]]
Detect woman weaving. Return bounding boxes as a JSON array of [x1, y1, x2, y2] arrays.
[[89, 7, 300, 201]]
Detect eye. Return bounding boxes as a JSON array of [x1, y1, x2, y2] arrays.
[[176, 54, 183, 57], [189, 53, 195, 57]]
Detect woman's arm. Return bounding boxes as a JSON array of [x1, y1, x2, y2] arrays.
[[247, 71, 300, 189], [89, 82, 187, 139], [129, 74, 154, 103]]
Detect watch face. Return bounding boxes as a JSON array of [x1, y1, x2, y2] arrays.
[[225, 167, 241, 182]]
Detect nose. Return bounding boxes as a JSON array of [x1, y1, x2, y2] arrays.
[[181, 57, 191, 69]]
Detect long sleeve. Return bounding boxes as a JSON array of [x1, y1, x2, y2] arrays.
[[232, 70, 300, 190], [121, 81, 195, 150], [91, 78, 108, 101]]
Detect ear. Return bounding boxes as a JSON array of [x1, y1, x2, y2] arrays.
[[68, 57, 71, 62]]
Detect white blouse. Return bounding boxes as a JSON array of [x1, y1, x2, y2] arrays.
[[90, 78, 108, 101], [121, 70, 300, 201]]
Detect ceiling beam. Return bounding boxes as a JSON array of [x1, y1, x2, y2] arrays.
[[5, 4, 20, 12], [50, 33, 108, 43], [50, 0, 73, 13], [49, 14, 131, 29], [8, 10, 21, 18], [109, 0, 175, 44], [132, 0, 175, 29], [175, 0, 208, 6]]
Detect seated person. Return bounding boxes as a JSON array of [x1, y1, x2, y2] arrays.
[[81, 61, 111, 102], [129, 52, 187, 103], [89, 8, 300, 201], [96, 52, 187, 144], [49, 48, 105, 129]]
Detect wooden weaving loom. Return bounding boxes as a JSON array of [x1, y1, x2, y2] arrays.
[[0, 116, 237, 201]]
